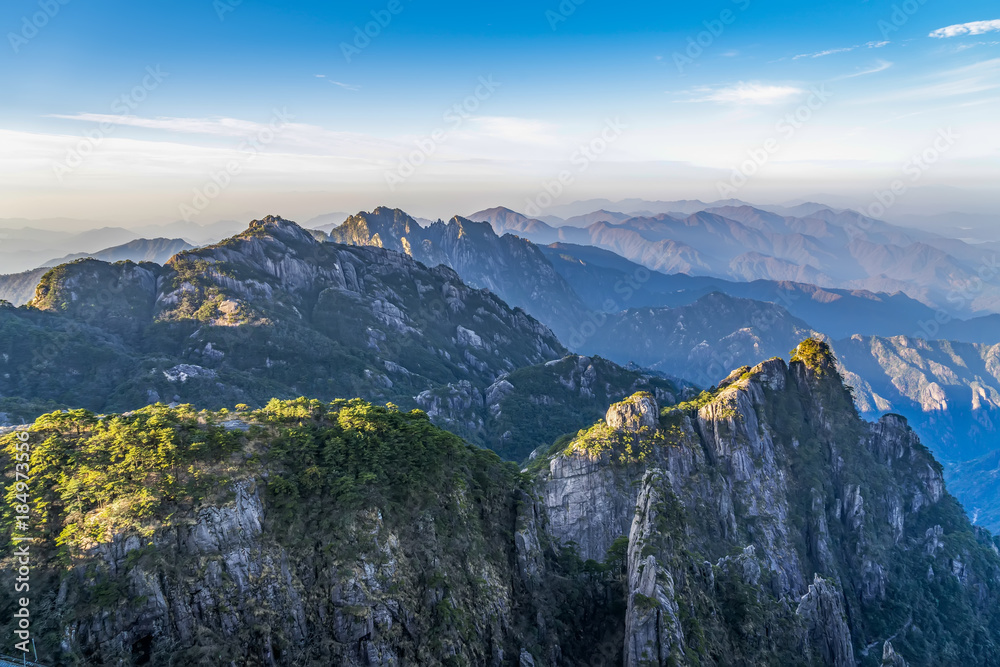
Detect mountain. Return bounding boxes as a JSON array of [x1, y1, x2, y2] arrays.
[[5, 342, 1000, 665], [329, 207, 590, 342], [0, 216, 564, 428], [0, 225, 142, 274], [0, 239, 195, 307], [0, 267, 47, 306], [561, 209, 632, 227], [948, 449, 1000, 530], [895, 211, 1000, 243], [482, 204, 1000, 318], [829, 335, 1000, 528], [539, 242, 982, 342], [41, 237, 194, 267], [563, 298, 1000, 532], [578, 292, 816, 386], [423, 354, 687, 462], [466, 206, 561, 243], [302, 211, 351, 233], [832, 335, 1000, 463], [130, 218, 247, 246], [541, 197, 752, 218]]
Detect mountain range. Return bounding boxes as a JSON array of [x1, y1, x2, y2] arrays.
[[2, 206, 998, 537], [4, 342, 1000, 665], [467, 204, 1000, 318], [321, 207, 1000, 534], [0, 238, 193, 306]]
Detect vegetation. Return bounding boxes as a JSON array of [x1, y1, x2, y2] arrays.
[[487, 355, 679, 462], [566, 420, 672, 464], [790, 337, 836, 375], [0, 398, 553, 665]]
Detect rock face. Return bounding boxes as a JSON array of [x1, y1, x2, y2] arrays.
[[624, 470, 686, 667], [4, 345, 1000, 666], [0, 215, 565, 426], [796, 574, 855, 667], [606, 392, 659, 432], [329, 207, 591, 343], [882, 641, 909, 666], [534, 346, 1000, 666]]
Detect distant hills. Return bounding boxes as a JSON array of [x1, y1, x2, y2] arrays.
[[41, 237, 193, 267], [0, 238, 192, 306], [467, 203, 1000, 317]]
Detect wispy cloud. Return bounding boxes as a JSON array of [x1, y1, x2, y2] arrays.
[[793, 40, 889, 60], [930, 19, 1000, 38], [315, 74, 359, 91], [850, 58, 1000, 104], [460, 116, 558, 144], [794, 47, 853, 60], [955, 41, 1000, 52], [44, 113, 400, 157], [688, 82, 804, 105], [832, 60, 893, 80], [48, 113, 277, 137]]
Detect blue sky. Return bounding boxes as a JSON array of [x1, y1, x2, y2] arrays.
[[1, 0, 998, 224]]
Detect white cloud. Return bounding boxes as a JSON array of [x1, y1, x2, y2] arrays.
[[851, 58, 1000, 104], [833, 60, 893, 80], [794, 47, 853, 60], [460, 116, 557, 144], [315, 74, 359, 91], [327, 80, 360, 91], [955, 41, 1000, 52], [48, 113, 284, 137], [930, 20, 1000, 38], [689, 82, 804, 105], [793, 40, 889, 60]]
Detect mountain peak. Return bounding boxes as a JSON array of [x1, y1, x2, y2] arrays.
[[248, 214, 303, 232], [242, 214, 318, 247]]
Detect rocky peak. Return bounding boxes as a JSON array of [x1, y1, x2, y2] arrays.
[[244, 214, 318, 247], [791, 337, 839, 377], [605, 391, 658, 432], [535, 341, 1000, 665], [328, 207, 590, 342], [442, 215, 496, 241], [796, 575, 856, 666], [330, 207, 420, 251], [882, 641, 909, 666]]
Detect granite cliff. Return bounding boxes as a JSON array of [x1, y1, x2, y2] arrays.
[[2, 341, 998, 665]]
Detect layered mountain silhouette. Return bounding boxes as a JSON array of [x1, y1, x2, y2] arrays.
[[467, 203, 1000, 317], [0, 237, 194, 306], [2, 207, 999, 532]]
